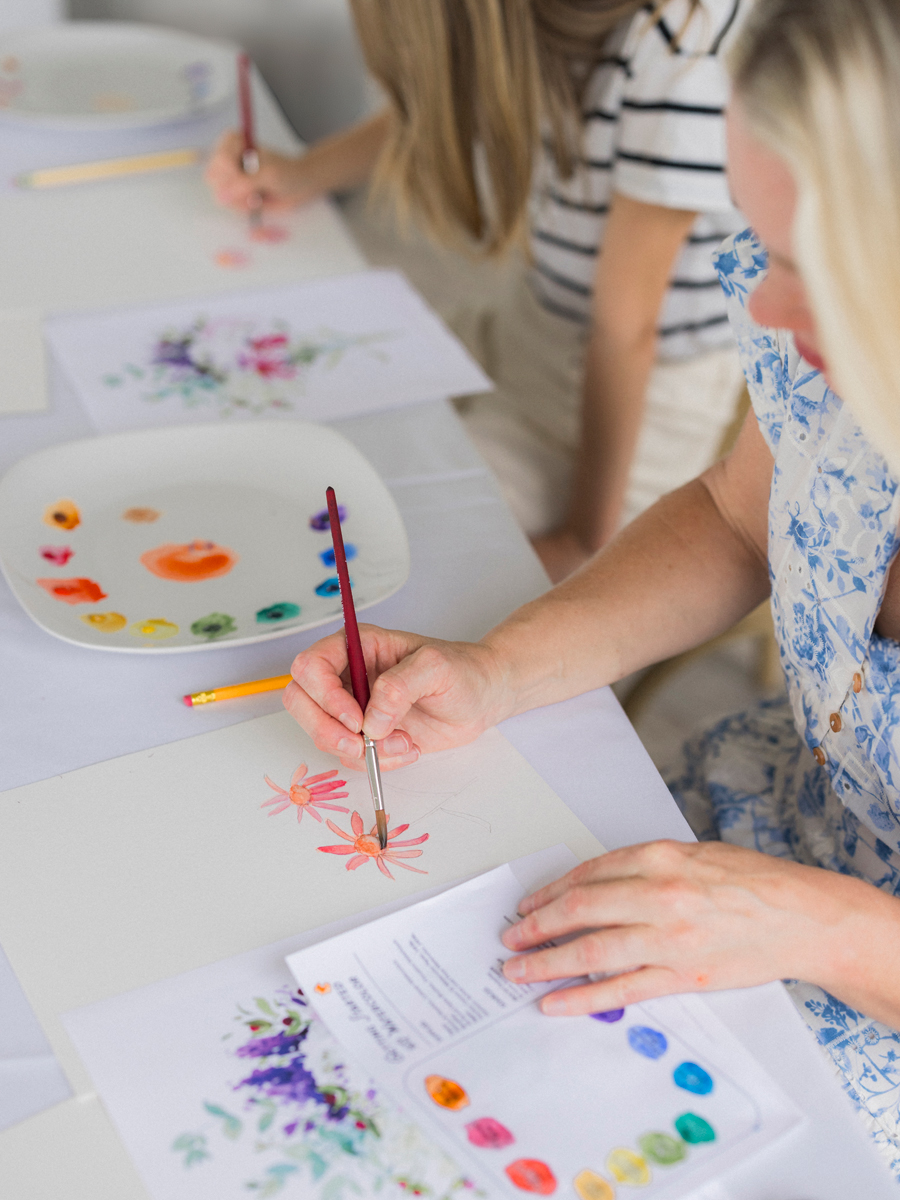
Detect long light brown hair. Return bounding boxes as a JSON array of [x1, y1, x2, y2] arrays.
[[350, 0, 663, 253], [732, 0, 900, 475]]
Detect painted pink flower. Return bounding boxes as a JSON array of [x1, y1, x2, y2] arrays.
[[238, 333, 296, 380], [39, 545, 73, 565], [261, 764, 349, 825], [318, 812, 429, 880]]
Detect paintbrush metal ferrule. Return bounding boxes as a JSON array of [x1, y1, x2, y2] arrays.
[[363, 735, 387, 847]]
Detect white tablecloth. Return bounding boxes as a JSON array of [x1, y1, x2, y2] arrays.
[[0, 46, 894, 1200]]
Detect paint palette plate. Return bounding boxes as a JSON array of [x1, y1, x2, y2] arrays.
[[0, 422, 410, 653], [0, 23, 235, 130]]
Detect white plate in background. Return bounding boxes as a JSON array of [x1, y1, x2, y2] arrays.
[[0, 422, 409, 653], [0, 23, 235, 129]]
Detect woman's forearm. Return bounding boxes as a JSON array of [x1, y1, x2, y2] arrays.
[[484, 462, 771, 717], [290, 110, 391, 197]]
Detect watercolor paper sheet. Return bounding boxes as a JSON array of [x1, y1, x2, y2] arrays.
[[0, 711, 605, 1109], [44, 271, 492, 432], [61, 849, 575, 1200], [287, 865, 804, 1200]]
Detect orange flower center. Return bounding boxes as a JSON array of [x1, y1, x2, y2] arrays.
[[289, 785, 312, 808], [354, 834, 381, 857]]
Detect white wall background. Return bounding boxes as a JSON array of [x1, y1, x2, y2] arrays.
[[64, 0, 374, 141]]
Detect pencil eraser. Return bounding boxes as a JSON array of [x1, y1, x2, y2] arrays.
[[182, 694, 193, 707]]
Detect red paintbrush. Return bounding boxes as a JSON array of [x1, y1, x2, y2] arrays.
[[237, 51, 262, 227], [326, 486, 388, 848]]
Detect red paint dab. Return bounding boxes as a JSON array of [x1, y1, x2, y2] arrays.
[[504, 1159, 557, 1194]]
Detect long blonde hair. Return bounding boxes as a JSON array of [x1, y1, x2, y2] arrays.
[[350, 0, 652, 254], [731, 0, 900, 476]]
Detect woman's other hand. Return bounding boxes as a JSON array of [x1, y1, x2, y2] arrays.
[[500, 840, 891, 1018], [284, 624, 511, 771], [205, 131, 316, 214]]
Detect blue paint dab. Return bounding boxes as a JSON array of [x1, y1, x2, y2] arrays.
[[319, 544, 356, 568], [627, 1025, 668, 1059], [590, 1008, 625, 1023], [673, 1061, 713, 1095], [315, 576, 351, 597]]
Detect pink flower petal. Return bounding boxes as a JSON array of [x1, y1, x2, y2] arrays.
[[387, 823, 410, 839], [290, 764, 309, 787], [395, 861, 428, 875], [315, 801, 350, 812], [264, 775, 286, 794], [325, 819, 354, 841], [265, 802, 291, 816], [310, 780, 347, 794], [346, 855, 369, 871], [305, 807, 323, 822], [386, 849, 424, 858], [389, 833, 429, 847], [350, 812, 364, 836], [376, 856, 395, 880], [306, 769, 339, 785], [318, 844, 357, 855], [261, 796, 288, 808]]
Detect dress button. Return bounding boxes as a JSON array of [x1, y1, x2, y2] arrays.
[[829, 712, 842, 733], [813, 745, 826, 765], [853, 672, 863, 693]]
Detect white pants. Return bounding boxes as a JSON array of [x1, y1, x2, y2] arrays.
[[449, 281, 746, 537]]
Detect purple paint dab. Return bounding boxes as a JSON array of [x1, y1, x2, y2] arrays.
[[591, 1008, 625, 1023], [310, 505, 346, 531], [627, 1025, 668, 1059]]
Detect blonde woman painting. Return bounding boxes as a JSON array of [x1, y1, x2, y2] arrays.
[[207, 0, 748, 582], [282, 0, 900, 1173]]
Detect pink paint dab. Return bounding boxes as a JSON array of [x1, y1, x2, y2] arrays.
[[39, 545, 73, 566], [248, 223, 289, 244], [214, 248, 250, 268]]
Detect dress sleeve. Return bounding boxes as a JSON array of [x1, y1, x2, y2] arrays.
[[612, 0, 738, 214], [714, 229, 790, 453]]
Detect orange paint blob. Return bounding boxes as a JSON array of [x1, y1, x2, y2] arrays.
[[140, 540, 238, 582], [314, 983, 331, 995], [248, 223, 289, 243], [504, 1159, 557, 1194], [43, 498, 80, 530], [122, 507, 161, 523], [37, 577, 107, 604], [214, 248, 250, 268], [424, 1075, 469, 1111], [80, 612, 127, 632]]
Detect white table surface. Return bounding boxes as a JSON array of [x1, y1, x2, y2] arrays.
[[0, 43, 894, 1200]]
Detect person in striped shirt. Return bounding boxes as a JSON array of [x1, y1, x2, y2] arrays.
[[207, 0, 747, 581]]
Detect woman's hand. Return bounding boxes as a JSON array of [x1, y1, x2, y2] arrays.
[[284, 624, 513, 771], [205, 130, 317, 214], [500, 840, 886, 1017]]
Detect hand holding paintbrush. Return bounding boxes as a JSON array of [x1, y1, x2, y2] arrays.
[[326, 486, 388, 849]]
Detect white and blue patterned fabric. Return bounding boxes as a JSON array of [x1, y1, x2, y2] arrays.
[[666, 226, 900, 1177]]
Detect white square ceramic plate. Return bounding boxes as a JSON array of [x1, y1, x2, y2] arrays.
[[0, 422, 409, 653]]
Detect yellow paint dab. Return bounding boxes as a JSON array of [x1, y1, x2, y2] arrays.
[[573, 1168, 615, 1200], [424, 1075, 469, 1111], [80, 612, 127, 633], [606, 1148, 650, 1186], [129, 618, 179, 640], [43, 498, 80, 530]]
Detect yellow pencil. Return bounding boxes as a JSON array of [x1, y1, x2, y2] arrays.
[[15, 148, 201, 190], [184, 673, 293, 707]]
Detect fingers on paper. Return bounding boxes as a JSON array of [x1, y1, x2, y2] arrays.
[[539, 968, 683, 1017], [504, 920, 655, 987]]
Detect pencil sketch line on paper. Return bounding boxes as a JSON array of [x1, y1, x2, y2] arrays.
[[101, 318, 398, 417], [318, 811, 429, 880], [260, 764, 349, 825]]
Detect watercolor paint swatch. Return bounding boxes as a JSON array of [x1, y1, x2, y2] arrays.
[[44, 271, 492, 432], [287, 865, 804, 1200], [0, 421, 409, 653]]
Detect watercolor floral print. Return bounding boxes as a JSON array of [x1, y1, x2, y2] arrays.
[[318, 812, 429, 879], [261, 766, 350, 826], [171, 986, 478, 1198], [102, 317, 393, 418]]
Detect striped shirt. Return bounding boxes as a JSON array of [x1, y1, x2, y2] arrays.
[[530, 0, 745, 359]]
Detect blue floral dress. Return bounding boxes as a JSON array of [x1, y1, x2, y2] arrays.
[[666, 227, 900, 1177]]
